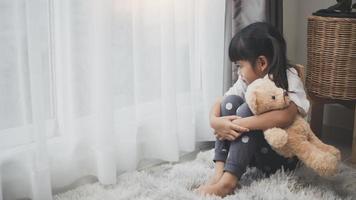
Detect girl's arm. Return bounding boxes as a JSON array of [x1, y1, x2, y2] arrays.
[[232, 102, 298, 131], [209, 97, 250, 140]]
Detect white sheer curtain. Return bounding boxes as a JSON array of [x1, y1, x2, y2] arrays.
[[0, 0, 226, 199]]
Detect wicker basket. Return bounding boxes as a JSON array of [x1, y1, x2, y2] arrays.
[[306, 15, 356, 100]]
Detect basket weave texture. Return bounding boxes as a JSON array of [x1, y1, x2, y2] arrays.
[[306, 16, 356, 100]]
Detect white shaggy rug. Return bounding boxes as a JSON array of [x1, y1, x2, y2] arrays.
[[54, 149, 356, 200]]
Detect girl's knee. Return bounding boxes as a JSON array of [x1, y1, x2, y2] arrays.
[[236, 103, 254, 118], [220, 95, 244, 116]]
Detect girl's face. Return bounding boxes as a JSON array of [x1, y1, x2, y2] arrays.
[[236, 57, 268, 85]]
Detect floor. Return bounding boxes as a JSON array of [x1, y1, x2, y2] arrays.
[[321, 125, 355, 168], [52, 124, 355, 197]]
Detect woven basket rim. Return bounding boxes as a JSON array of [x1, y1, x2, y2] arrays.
[[308, 15, 356, 22]]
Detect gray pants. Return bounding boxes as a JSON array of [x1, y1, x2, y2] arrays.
[[213, 95, 299, 179]]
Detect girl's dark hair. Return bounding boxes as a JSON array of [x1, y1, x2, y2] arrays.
[[228, 22, 292, 91]]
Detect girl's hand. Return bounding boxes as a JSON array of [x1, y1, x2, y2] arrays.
[[232, 118, 246, 127], [210, 116, 249, 141]]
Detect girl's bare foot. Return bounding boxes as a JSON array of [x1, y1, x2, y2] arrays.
[[209, 161, 225, 184], [196, 172, 239, 198], [206, 173, 223, 185], [195, 161, 225, 192], [195, 174, 222, 194]]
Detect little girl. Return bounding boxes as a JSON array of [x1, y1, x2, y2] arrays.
[[196, 22, 310, 197]]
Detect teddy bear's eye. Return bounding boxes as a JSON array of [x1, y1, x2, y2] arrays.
[[271, 96, 276, 100]]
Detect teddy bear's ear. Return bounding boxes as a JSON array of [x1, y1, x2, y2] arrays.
[[263, 74, 273, 81]]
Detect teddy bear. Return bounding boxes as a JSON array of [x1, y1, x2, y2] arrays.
[[244, 76, 341, 176]]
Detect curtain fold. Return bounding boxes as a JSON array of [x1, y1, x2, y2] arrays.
[[0, 0, 226, 199], [265, 0, 283, 34]]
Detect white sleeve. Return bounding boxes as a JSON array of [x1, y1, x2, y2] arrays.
[[224, 75, 247, 100], [287, 69, 310, 117]]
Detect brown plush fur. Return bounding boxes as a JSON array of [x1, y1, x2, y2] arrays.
[[245, 77, 341, 176]]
